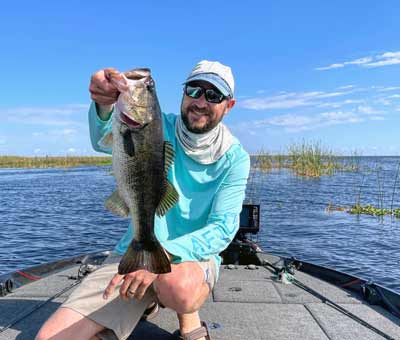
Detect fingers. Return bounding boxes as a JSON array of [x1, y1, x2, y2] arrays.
[[134, 279, 153, 300], [120, 273, 140, 300], [120, 270, 157, 300], [103, 270, 157, 301], [89, 68, 120, 105], [91, 93, 118, 106], [103, 274, 123, 300]]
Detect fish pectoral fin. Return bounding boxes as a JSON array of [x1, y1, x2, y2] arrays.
[[163, 141, 175, 175], [156, 180, 179, 217], [104, 190, 130, 217], [98, 132, 113, 149]]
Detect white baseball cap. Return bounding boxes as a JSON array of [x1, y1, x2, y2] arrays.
[[184, 60, 234, 97]]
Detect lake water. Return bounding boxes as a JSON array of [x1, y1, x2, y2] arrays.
[[0, 157, 399, 293]]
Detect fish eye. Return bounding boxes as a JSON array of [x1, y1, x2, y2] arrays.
[[145, 78, 155, 92]]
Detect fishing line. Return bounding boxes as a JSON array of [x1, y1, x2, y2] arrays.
[[262, 260, 397, 340]]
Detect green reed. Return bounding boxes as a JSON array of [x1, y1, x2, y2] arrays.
[[0, 156, 112, 168], [288, 140, 337, 177], [252, 141, 358, 177]]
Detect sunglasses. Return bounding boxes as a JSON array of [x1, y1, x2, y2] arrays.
[[184, 85, 228, 104]]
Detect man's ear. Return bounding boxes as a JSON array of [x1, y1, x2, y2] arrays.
[[226, 98, 236, 112]]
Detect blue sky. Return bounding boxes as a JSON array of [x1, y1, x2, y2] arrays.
[[0, 1, 399, 156]]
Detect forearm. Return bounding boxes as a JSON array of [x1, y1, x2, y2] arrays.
[[88, 101, 113, 154], [96, 103, 113, 121]]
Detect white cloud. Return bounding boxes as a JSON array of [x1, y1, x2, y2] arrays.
[[317, 99, 364, 108], [336, 85, 355, 90], [0, 104, 89, 126], [234, 83, 394, 135], [378, 86, 400, 92], [50, 129, 78, 136], [67, 148, 76, 153], [370, 116, 385, 121], [374, 98, 392, 106], [315, 63, 344, 71], [234, 105, 385, 133], [34, 148, 41, 153], [257, 114, 316, 127], [316, 51, 400, 71], [346, 57, 373, 65], [247, 110, 362, 133], [239, 90, 352, 110], [364, 59, 400, 68], [357, 105, 382, 115]]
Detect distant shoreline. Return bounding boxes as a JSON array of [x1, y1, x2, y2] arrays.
[[0, 156, 112, 168], [0, 154, 398, 169]]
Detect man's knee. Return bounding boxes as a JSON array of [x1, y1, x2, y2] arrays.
[[157, 274, 193, 302], [155, 266, 208, 313], [35, 328, 51, 340]]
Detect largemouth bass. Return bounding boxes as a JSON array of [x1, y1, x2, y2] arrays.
[[102, 68, 178, 275]]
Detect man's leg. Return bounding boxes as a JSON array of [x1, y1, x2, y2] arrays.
[[35, 307, 105, 340], [154, 260, 214, 339]]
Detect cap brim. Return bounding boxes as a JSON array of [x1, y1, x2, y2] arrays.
[[184, 73, 232, 97]]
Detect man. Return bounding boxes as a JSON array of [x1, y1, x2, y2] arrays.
[[36, 60, 250, 340]]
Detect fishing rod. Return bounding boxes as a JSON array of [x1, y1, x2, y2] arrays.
[[262, 259, 397, 340]]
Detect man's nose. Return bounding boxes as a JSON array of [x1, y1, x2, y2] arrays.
[[193, 93, 208, 107]]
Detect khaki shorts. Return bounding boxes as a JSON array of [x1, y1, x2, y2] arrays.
[[62, 253, 217, 340]]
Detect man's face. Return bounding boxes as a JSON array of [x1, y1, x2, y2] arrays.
[[180, 80, 235, 133]]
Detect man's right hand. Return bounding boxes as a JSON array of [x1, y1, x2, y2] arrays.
[[89, 68, 121, 120]]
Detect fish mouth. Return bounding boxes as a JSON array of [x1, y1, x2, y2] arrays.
[[119, 112, 143, 128]]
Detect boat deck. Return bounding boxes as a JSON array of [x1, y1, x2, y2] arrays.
[[1, 253, 399, 339]]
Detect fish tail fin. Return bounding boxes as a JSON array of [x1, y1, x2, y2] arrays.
[[118, 241, 171, 275]]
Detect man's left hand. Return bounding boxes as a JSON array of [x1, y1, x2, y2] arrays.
[[103, 270, 158, 300]]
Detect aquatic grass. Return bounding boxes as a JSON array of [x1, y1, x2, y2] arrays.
[[288, 140, 338, 177], [252, 141, 360, 178], [0, 156, 112, 168], [326, 203, 400, 218], [349, 205, 400, 218]]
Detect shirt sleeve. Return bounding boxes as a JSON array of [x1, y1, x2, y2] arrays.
[[161, 150, 250, 262], [88, 102, 113, 155]]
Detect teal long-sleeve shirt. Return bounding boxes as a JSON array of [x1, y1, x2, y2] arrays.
[[88, 103, 250, 278]]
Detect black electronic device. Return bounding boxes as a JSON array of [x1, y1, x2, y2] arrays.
[[238, 204, 260, 234]]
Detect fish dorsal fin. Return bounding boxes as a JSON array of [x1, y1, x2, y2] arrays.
[[98, 132, 113, 149], [164, 141, 175, 175], [105, 190, 130, 217], [156, 180, 179, 217]]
